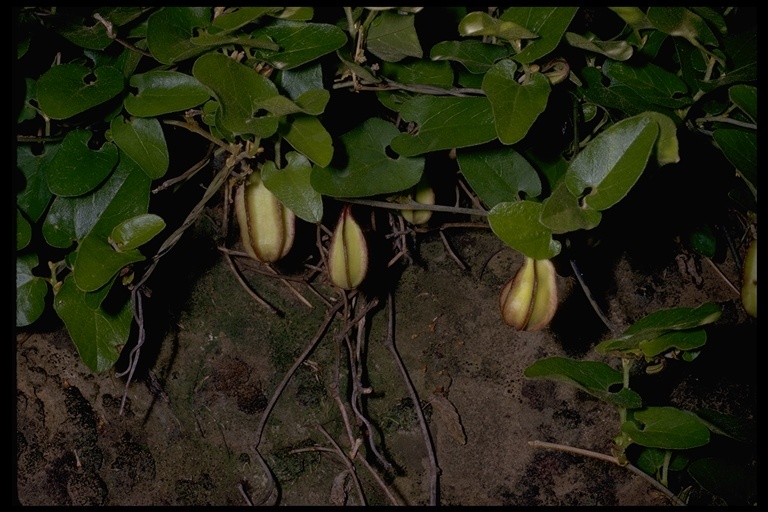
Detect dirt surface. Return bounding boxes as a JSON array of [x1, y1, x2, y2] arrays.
[[15, 203, 756, 506]]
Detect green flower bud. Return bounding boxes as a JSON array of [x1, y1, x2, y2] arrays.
[[234, 171, 295, 263], [328, 205, 369, 290]]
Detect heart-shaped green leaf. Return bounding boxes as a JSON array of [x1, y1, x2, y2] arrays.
[[729, 84, 757, 122], [459, 11, 538, 42], [17, 209, 32, 250], [565, 114, 659, 211], [565, 32, 633, 61], [280, 115, 333, 168], [367, 10, 422, 62], [211, 6, 282, 31], [622, 406, 710, 449], [75, 236, 146, 292], [42, 156, 150, 270], [488, 200, 561, 259], [111, 214, 166, 251], [500, 7, 578, 64], [713, 128, 756, 192], [647, 7, 719, 51], [539, 181, 602, 234], [595, 302, 722, 354], [16, 143, 57, 222], [45, 129, 119, 197], [602, 59, 691, 109], [54, 275, 133, 373], [249, 19, 347, 69], [430, 40, 509, 74], [16, 252, 49, 327], [263, 152, 323, 224], [390, 96, 497, 156], [110, 116, 169, 179], [193, 52, 280, 138], [482, 59, 551, 145], [524, 357, 643, 409], [311, 118, 424, 198], [124, 71, 211, 117], [640, 328, 708, 358], [380, 60, 455, 88], [37, 63, 124, 120], [456, 147, 542, 208], [146, 7, 214, 64]]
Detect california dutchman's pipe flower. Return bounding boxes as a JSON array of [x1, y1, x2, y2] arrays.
[[402, 178, 436, 225], [234, 171, 295, 263], [328, 205, 369, 290], [500, 257, 558, 331]]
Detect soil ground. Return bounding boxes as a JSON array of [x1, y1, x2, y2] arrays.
[[15, 203, 756, 506]]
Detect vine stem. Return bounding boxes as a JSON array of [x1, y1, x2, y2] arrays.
[[383, 290, 440, 506], [343, 197, 488, 217], [527, 440, 687, 506]]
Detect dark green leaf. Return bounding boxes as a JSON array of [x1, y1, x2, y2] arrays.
[[430, 40, 509, 74], [579, 67, 660, 117], [456, 147, 542, 208], [192, 52, 280, 138], [56, 12, 113, 50], [695, 409, 756, 444], [17, 209, 32, 250], [564, 114, 659, 211], [275, 63, 325, 100], [729, 84, 757, 122], [249, 19, 347, 69], [124, 71, 211, 117], [53, 275, 133, 373], [37, 64, 124, 120], [459, 11, 538, 42], [280, 115, 333, 168], [564, 32, 633, 61], [596, 303, 722, 354], [647, 7, 719, 50], [539, 181, 602, 234], [602, 60, 691, 109], [640, 328, 707, 358], [43, 156, 150, 250], [482, 59, 551, 145], [367, 11, 422, 62], [16, 252, 49, 327], [310, 118, 424, 198], [380, 60, 455, 89], [622, 406, 710, 449], [211, 6, 282, 31], [18, 77, 38, 123], [16, 144, 57, 222], [45, 129, 119, 197], [625, 302, 722, 335], [111, 214, 166, 251], [390, 96, 497, 156], [488, 201, 561, 259], [524, 357, 643, 409], [500, 7, 579, 64], [74, 235, 146, 292], [635, 447, 689, 475], [146, 7, 214, 64], [713, 128, 756, 192], [263, 152, 323, 224], [110, 117, 169, 179]]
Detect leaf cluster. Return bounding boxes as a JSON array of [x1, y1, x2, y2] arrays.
[[15, 7, 756, 394]]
